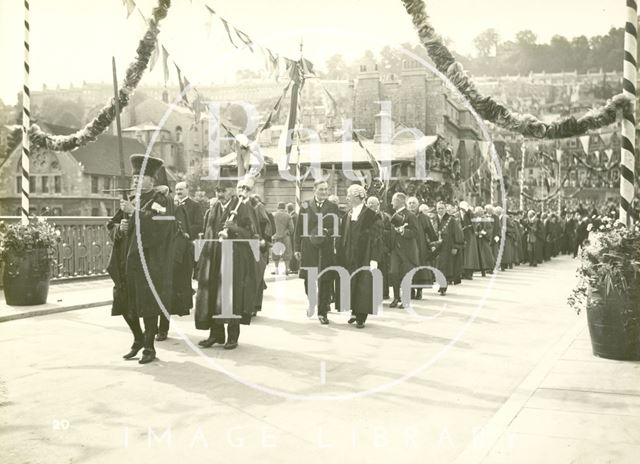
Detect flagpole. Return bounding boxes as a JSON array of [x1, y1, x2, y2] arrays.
[[620, 0, 637, 225], [294, 37, 304, 213], [519, 138, 526, 212], [112, 57, 127, 200], [21, 0, 31, 224]]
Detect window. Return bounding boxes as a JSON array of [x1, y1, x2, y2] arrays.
[[91, 175, 99, 193], [42, 176, 49, 193], [54, 176, 62, 193]]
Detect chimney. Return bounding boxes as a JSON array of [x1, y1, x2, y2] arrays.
[[373, 110, 391, 144]]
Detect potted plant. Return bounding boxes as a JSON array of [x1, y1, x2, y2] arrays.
[[568, 218, 640, 360], [0, 218, 60, 305]]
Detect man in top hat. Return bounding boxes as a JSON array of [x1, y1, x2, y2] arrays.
[[194, 177, 259, 349], [107, 154, 177, 364], [272, 202, 295, 275], [294, 179, 340, 324]]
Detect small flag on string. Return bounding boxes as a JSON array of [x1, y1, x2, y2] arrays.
[[123, 0, 136, 18], [149, 39, 159, 71], [162, 46, 170, 85], [219, 17, 238, 48], [234, 27, 254, 52], [174, 64, 189, 106], [578, 135, 590, 154], [605, 148, 614, 162]]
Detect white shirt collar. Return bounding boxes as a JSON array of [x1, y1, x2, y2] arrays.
[[351, 203, 364, 220]]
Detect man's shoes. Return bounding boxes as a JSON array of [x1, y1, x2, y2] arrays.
[[199, 337, 224, 348], [224, 341, 238, 350], [347, 316, 357, 324], [318, 315, 330, 325], [155, 332, 167, 341], [138, 349, 156, 364], [123, 342, 143, 360], [390, 298, 400, 308]]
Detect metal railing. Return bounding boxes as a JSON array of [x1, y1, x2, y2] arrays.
[[0, 216, 113, 285]]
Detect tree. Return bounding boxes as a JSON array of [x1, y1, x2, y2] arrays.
[[235, 68, 261, 81], [515, 30, 537, 46], [474, 29, 500, 58], [570, 36, 590, 73], [549, 35, 572, 72], [379, 46, 403, 75], [37, 97, 84, 128], [325, 54, 348, 79]]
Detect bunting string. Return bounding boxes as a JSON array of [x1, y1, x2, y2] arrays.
[[29, 0, 171, 151], [400, 0, 635, 139]]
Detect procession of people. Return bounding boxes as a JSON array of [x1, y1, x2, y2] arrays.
[[107, 154, 612, 364]]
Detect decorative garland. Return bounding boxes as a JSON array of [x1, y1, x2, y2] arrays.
[[400, 0, 635, 139], [29, 0, 171, 151]]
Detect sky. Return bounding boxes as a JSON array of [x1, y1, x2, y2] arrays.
[[0, 0, 626, 105]]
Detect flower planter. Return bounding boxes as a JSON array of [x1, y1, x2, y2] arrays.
[[586, 286, 640, 361], [2, 248, 51, 306]]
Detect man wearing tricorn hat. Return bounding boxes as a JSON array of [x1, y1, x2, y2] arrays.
[[107, 154, 178, 364], [194, 175, 259, 350]]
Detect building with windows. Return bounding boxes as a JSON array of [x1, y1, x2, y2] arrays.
[[0, 124, 145, 216]]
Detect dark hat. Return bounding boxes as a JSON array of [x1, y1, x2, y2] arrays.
[[154, 165, 170, 188], [130, 154, 164, 178]]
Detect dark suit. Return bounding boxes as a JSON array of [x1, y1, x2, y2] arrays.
[[289, 211, 300, 272], [179, 197, 204, 240], [336, 205, 381, 323], [294, 199, 340, 316], [389, 208, 419, 300]]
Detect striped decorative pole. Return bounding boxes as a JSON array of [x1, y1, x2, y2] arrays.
[[21, 0, 31, 224], [519, 138, 526, 211], [620, 0, 637, 225]]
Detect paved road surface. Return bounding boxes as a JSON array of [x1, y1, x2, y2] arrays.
[[2, 256, 639, 463]]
